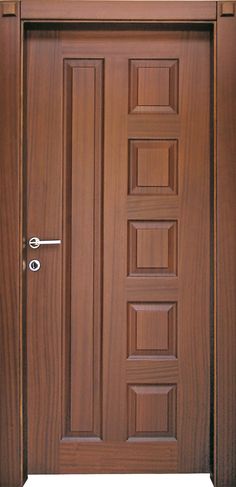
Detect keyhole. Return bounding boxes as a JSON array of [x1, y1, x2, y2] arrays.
[[29, 259, 41, 272]]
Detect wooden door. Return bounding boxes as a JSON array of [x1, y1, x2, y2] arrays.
[[25, 24, 211, 474]]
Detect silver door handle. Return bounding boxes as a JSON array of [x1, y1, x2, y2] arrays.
[[29, 236, 61, 249]]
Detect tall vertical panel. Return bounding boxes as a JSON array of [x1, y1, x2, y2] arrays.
[[216, 4, 236, 486], [64, 60, 103, 438], [0, 3, 25, 486]]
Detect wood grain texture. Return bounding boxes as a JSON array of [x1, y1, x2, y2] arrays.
[[176, 29, 211, 472], [129, 139, 178, 196], [21, 0, 217, 21], [129, 59, 178, 114], [126, 359, 179, 383], [26, 26, 211, 474], [26, 28, 62, 473], [128, 115, 180, 139], [128, 220, 177, 276], [128, 385, 177, 439], [215, 5, 236, 486], [102, 54, 128, 441], [70, 61, 96, 433], [128, 303, 177, 357], [3, 4, 236, 482], [0, 4, 26, 487], [59, 440, 178, 473], [64, 59, 103, 437]]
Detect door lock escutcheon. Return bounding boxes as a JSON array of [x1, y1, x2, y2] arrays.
[[29, 259, 41, 272]]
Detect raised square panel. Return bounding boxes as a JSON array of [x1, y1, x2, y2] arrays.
[[129, 59, 178, 114], [129, 139, 178, 195], [128, 385, 177, 439], [138, 67, 169, 106], [137, 227, 169, 268], [128, 303, 177, 357], [128, 221, 177, 276], [138, 147, 169, 186]]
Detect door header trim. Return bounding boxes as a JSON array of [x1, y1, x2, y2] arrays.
[[21, 1, 217, 21]]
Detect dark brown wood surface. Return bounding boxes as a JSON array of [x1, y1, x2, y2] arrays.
[[26, 29, 62, 472], [0, 3, 26, 487], [21, 0, 216, 21], [26, 25, 211, 474], [0, 1, 234, 482], [64, 59, 103, 437], [215, 3, 236, 486]]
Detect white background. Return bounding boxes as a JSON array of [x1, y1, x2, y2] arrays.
[[27, 474, 212, 486]]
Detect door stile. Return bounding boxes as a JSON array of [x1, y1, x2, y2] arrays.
[[102, 56, 128, 441]]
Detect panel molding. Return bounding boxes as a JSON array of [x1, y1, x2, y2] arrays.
[[128, 303, 177, 358], [128, 385, 177, 440], [129, 59, 178, 114], [63, 59, 103, 439], [128, 220, 178, 276], [129, 139, 178, 195]]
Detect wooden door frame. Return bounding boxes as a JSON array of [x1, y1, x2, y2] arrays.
[[0, 1, 235, 486]]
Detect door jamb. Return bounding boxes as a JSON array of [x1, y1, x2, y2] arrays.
[[0, 2, 236, 486], [0, 2, 26, 487], [214, 3, 236, 487]]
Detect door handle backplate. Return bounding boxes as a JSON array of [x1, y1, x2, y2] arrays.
[[29, 236, 61, 249]]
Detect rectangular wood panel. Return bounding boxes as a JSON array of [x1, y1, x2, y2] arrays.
[[0, 4, 25, 486], [129, 59, 178, 114], [128, 303, 177, 358], [129, 139, 178, 196], [63, 60, 103, 437], [128, 221, 177, 276], [128, 385, 177, 440]]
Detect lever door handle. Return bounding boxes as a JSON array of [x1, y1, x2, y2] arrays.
[[29, 236, 61, 249]]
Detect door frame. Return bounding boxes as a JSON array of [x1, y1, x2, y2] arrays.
[[0, 1, 235, 486]]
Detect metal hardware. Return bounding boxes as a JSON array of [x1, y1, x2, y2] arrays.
[[29, 236, 61, 249], [29, 259, 41, 272]]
